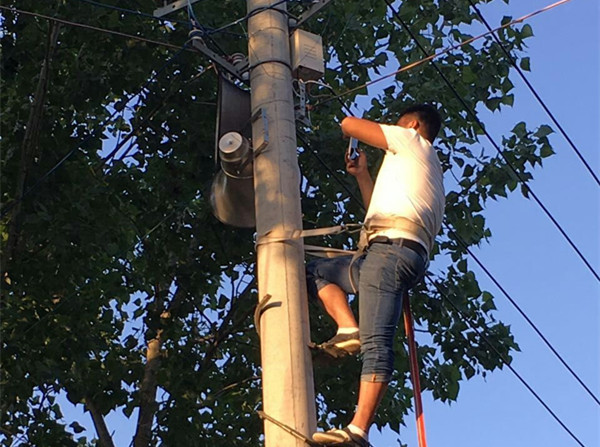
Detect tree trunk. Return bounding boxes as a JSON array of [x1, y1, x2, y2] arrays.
[[133, 333, 163, 447]]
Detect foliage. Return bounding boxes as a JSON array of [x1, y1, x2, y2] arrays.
[[1, 0, 554, 445]]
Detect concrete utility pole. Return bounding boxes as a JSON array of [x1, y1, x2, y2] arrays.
[[246, 1, 317, 446]]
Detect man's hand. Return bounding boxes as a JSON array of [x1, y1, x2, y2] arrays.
[[345, 149, 368, 178], [345, 148, 374, 209]]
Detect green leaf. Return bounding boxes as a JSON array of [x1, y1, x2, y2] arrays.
[[512, 121, 527, 138], [519, 57, 531, 71], [535, 124, 554, 138], [69, 421, 86, 434], [540, 144, 555, 158], [520, 24, 534, 39]]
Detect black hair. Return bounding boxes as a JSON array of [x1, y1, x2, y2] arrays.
[[398, 103, 442, 143]]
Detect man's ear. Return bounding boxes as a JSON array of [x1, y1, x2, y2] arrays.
[[408, 119, 420, 130]]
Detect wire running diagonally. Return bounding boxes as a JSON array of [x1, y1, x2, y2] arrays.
[[75, 0, 189, 25], [296, 133, 365, 211], [446, 224, 600, 407], [206, 0, 290, 36], [426, 276, 587, 447], [381, 0, 599, 283], [0, 14, 189, 217], [0, 6, 187, 51], [12, 66, 206, 339], [313, 0, 574, 109], [302, 130, 589, 444], [466, 0, 599, 187], [301, 82, 591, 447]]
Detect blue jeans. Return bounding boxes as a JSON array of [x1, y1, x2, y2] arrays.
[[306, 242, 427, 382]]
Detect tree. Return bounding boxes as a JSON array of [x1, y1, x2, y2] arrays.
[[1, 1, 554, 445]]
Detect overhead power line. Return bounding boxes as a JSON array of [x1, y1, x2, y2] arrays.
[[301, 108, 597, 410], [206, 0, 291, 36], [446, 224, 600, 407], [73, 0, 231, 58], [466, 0, 600, 187], [75, 0, 189, 25], [0, 33, 189, 218], [310, 0, 598, 282], [301, 72, 596, 437], [313, 0, 574, 108], [297, 132, 365, 210], [301, 129, 589, 445], [426, 276, 587, 447], [381, 0, 599, 284], [0, 6, 188, 51]]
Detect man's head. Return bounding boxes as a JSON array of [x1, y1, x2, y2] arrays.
[[396, 104, 442, 143]]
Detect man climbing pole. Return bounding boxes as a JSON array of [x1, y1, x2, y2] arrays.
[[306, 104, 445, 447]]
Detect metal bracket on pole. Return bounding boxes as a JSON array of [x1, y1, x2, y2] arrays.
[[234, 108, 268, 174], [251, 108, 269, 156], [292, 0, 333, 29], [294, 81, 311, 127], [189, 35, 248, 82], [153, 0, 202, 18]]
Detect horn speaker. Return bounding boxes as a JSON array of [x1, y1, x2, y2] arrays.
[[209, 75, 255, 227]]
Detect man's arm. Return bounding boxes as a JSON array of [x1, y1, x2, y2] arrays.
[[346, 150, 374, 210], [341, 116, 388, 150]]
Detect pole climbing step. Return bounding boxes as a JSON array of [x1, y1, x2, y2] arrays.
[[257, 410, 320, 446]]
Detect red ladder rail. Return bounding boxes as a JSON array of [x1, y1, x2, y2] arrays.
[[403, 291, 428, 447]]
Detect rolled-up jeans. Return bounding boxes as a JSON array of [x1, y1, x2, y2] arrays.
[[306, 241, 427, 383]]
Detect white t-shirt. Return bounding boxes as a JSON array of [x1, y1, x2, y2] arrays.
[[364, 124, 445, 253]]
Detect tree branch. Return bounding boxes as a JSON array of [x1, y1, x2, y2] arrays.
[[133, 284, 166, 447], [85, 395, 115, 447], [5, 22, 61, 271]]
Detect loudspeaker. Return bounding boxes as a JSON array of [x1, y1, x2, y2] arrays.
[[210, 132, 255, 227], [209, 75, 255, 228]]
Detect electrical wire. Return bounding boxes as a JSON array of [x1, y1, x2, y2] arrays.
[[74, 0, 189, 25], [0, 6, 188, 51], [6, 2, 592, 440], [304, 79, 356, 117], [466, 0, 599, 187], [73, 0, 232, 56], [206, 0, 290, 36], [297, 132, 365, 209], [182, 0, 232, 57], [0, 34, 188, 218], [381, 0, 599, 283], [13, 67, 208, 339], [302, 135, 589, 443], [301, 3, 598, 410], [426, 275, 587, 447], [313, 0, 574, 108], [304, 79, 595, 438], [446, 224, 600, 406]]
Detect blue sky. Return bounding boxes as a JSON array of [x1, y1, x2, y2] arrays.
[[372, 1, 599, 446], [55, 1, 599, 446]]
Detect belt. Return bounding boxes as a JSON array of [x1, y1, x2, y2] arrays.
[[368, 235, 428, 260]]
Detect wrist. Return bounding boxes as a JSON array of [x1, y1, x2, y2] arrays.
[[354, 171, 372, 183]]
